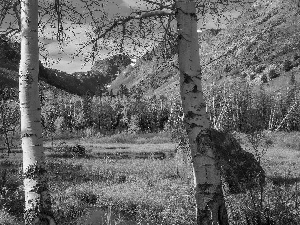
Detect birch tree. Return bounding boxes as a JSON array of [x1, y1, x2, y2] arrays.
[[1, 1, 106, 223], [19, 0, 56, 224], [175, 1, 228, 223], [2, 0, 258, 224], [86, 1, 259, 224]]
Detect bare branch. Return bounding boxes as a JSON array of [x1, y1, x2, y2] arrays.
[[141, 0, 174, 10], [13, 0, 21, 31], [76, 9, 174, 56]]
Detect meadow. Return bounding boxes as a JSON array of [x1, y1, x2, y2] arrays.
[[0, 131, 300, 225]]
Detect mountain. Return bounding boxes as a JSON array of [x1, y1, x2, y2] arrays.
[[2, 0, 300, 100], [0, 35, 131, 97], [109, 34, 180, 97], [200, 0, 300, 92], [110, 0, 300, 98], [109, 28, 221, 98], [91, 54, 131, 75]]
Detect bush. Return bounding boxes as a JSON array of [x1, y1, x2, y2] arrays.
[[226, 181, 300, 225], [268, 69, 280, 79], [49, 143, 87, 158], [283, 60, 293, 72], [0, 162, 24, 220]]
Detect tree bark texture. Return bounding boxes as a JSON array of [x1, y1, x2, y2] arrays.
[[175, 1, 229, 224], [19, 0, 56, 224]]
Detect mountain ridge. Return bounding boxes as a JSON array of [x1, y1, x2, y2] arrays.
[[1, 0, 300, 100], [110, 0, 300, 98], [0, 36, 131, 97]]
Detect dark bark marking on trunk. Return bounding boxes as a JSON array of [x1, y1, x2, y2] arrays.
[[197, 183, 214, 194], [183, 72, 194, 83], [185, 111, 196, 120], [196, 186, 229, 225], [24, 164, 47, 179], [192, 85, 198, 93], [22, 133, 37, 138], [25, 209, 56, 225], [195, 131, 213, 154], [30, 182, 48, 193]]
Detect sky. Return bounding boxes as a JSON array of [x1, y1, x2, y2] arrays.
[[1, 0, 246, 74], [39, 0, 131, 73]]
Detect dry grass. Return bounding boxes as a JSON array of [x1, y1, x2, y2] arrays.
[[1, 131, 300, 225]]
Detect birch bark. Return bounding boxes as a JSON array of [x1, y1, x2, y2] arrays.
[[19, 0, 56, 224], [175, 1, 229, 224]]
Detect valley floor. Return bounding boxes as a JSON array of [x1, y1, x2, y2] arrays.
[[1, 131, 300, 225]]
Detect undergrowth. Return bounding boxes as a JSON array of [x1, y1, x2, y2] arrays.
[[0, 131, 299, 224]]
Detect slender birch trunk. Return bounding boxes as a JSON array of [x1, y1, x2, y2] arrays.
[[175, 1, 229, 224], [19, 0, 56, 224]]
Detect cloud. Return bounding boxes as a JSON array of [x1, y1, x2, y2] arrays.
[[39, 21, 97, 73], [37, 0, 134, 73], [121, 0, 156, 9], [47, 58, 93, 74], [121, 0, 144, 7]]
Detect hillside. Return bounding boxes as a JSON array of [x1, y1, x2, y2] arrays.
[[0, 35, 131, 97], [2, 0, 300, 100], [110, 0, 300, 98], [200, 0, 300, 92], [109, 37, 180, 98], [39, 53, 130, 96]]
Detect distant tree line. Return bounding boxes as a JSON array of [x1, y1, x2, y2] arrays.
[[1, 74, 300, 143], [40, 87, 173, 138], [39, 74, 300, 139], [204, 75, 300, 133]]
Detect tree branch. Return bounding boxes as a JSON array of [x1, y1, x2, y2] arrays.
[[76, 9, 174, 56], [141, 0, 174, 10]]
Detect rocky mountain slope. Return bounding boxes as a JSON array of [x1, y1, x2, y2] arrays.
[[2, 0, 300, 100], [109, 37, 180, 98], [0, 36, 131, 97], [110, 0, 300, 98], [200, 0, 300, 91]]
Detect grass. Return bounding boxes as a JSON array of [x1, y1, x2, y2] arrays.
[[86, 131, 172, 144], [1, 131, 300, 224]]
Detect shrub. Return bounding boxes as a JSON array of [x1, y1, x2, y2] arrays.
[[224, 64, 232, 73], [0, 209, 23, 225], [0, 162, 24, 220], [226, 181, 300, 225], [54, 116, 65, 135], [127, 115, 141, 134], [268, 69, 280, 79], [49, 143, 87, 158], [283, 60, 293, 72], [73, 191, 98, 205], [255, 65, 266, 73], [261, 74, 268, 83]]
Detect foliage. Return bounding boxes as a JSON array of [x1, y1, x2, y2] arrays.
[[203, 78, 300, 133], [0, 87, 19, 156], [0, 35, 20, 71], [1, 130, 300, 224], [48, 142, 88, 158], [226, 130, 300, 225], [3, 72, 300, 145], [0, 160, 24, 220], [90, 132, 171, 144]]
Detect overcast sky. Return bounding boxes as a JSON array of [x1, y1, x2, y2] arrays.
[[4, 0, 244, 74], [39, 0, 130, 73]]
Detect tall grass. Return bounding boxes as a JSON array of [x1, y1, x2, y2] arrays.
[[225, 130, 300, 225], [1, 129, 300, 224]]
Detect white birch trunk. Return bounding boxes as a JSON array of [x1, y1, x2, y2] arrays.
[[19, 0, 56, 224], [175, 1, 229, 224]]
